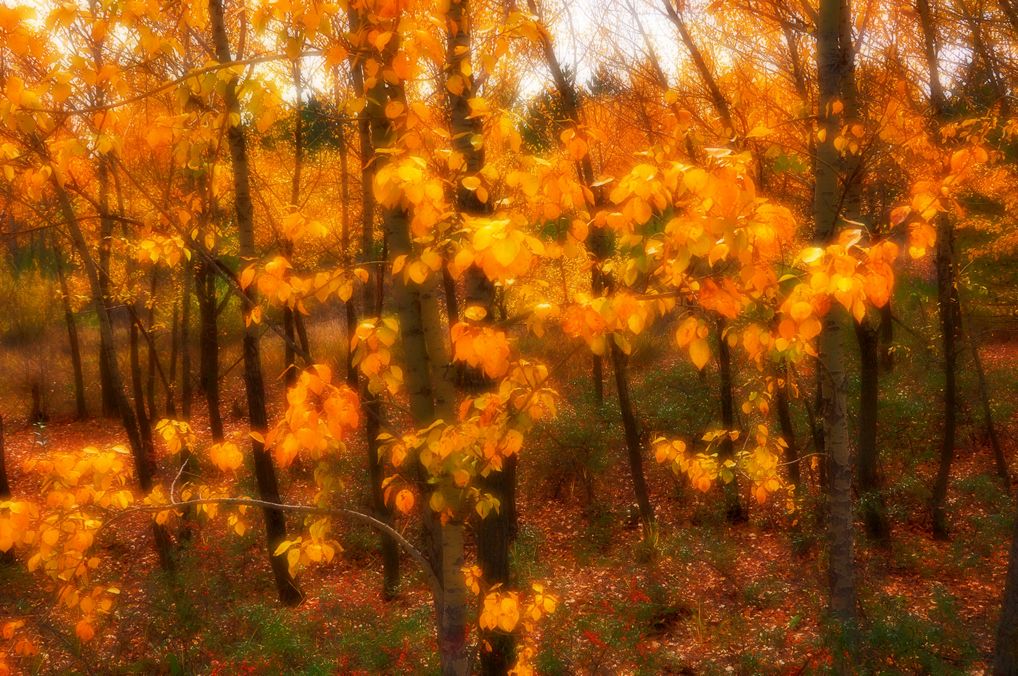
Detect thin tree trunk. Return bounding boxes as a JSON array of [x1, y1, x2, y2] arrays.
[[816, 0, 858, 638], [52, 178, 174, 571], [717, 318, 745, 522], [961, 305, 1010, 490], [916, 0, 963, 541], [129, 315, 156, 473], [145, 269, 158, 420], [56, 256, 88, 420], [993, 488, 1018, 673], [208, 0, 301, 606], [97, 161, 118, 419], [610, 342, 656, 536], [167, 294, 180, 417], [181, 258, 193, 419], [855, 319, 890, 542], [342, 42, 401, 599], [775, 363, 800, 489], [0, 415, 13, 565], [442, 0, 519, 669], [282, 60, 308, 388], [196, 257, 224, 441]]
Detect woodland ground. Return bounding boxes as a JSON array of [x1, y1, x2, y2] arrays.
[[1, 256, 1016, 675]]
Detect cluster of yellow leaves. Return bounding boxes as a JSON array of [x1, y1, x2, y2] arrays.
[[208, 441, 244, 472], [653, 426, 784, 504], [351, 317, 403, 395], [1, 619, 39, 676], [451, 320, 511, 379], [452, 215, 546, 283], [789, 229, 897, 328], [135, 233, 189, 267], [381, 360, 555, 522], [561, 291, 655, 357], [272, 518, 341, 578], [474, 580, 558, 676], [268, 364, 360, 468], [154, 418, 194, 456], [373, 155, 448, 238], [741, 425, 784, 505], [652, 437, 729, 492], [391, 248, 443, 286], [673, 315, 713, 370], [279, 208, 327, 242], [5, 447, 131, 644]]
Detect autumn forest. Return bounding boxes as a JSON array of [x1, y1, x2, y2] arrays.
[[1, 0, 1018, 673]]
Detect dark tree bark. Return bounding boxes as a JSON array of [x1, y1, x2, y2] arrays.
[[129, 314, 156, 472], [994, 489, 1018, 673], [354, 7, 468, 670], [181, 259, 194, 419], [610, 342, 656, 536], [195, 256, 224, 441], [855, 319, 890, 542], [442, 1, 520, 669], [717, 318, 746, 522], [916, 0, 962, 540], [208, 0, 301, 607], [145, 269, 159, 421], [52, 178, 174, 571], [56, 256, 88, 420], [816, 0, 858, 635], [167, 296, 180, 417], [341, 50, 401, 598], [97, 161, 118, 419], [775, 363, 800, 489], [0, 415, 13, 565]]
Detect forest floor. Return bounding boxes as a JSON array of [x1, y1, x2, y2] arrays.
[[1, 325, 1016, 674]]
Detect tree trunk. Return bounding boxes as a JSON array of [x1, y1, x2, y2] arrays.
[[816, 0, 858, 638], [56, 256, 88, 420], [97, 161, 119, 419], [930, 214, 960, 539], [610, 342, 656, 537], [145, 269, 159, 421], [915, 0, 962, 542], [167, 294, 180, 417], [442, 0, 519, 669], [208, 0, 301, 607], [993, 488, 1018, 673], [717, 318, 745, 522], [129, 315, 157, 475], [343, 39, 401, 599], [52, 178, 174, 571], [775, 363, 800, 489], [0, 415, 13, 565], [195, 257, 224, 441], [356, 7, 467, 668], [181, 258, 193, 419], [855, 319, 889, 542]]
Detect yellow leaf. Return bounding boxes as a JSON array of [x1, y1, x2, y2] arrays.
[[75, 620, 95, 642], [689, 338, 711, 370], [240, 265, 256, 290], [395, 489, 415, 514]]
